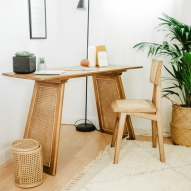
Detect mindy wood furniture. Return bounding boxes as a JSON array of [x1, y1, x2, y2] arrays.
[[111, 59, 165, 164], [3, 65, 142, 175]]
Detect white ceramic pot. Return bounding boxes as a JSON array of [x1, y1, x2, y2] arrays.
[[38, 63, 47, 71]]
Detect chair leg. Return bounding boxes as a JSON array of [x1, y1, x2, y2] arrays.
[[114, 113, 126, 164], [126, 115, 135, 140], [152, 121, 157, 148], [157, 118, 165, 163], [111, 118, 119, 147]]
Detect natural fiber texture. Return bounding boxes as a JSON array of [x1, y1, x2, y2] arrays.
[[97, 78, 121, 133], [116, 99, 150, 109], [11, 139, 39, 152], [150, 61, 158, 84], [170, 104, 191, 147], [60, 140, 191, 191], [11, 139, 44, 188], [28, 85, 57, 167]]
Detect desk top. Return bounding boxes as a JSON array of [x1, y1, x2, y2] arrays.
[[2, 65, 143, 82]]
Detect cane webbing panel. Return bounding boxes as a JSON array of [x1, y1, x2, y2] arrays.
[[150, 61, 159, 84], [97, 78, 120, 132], [12, 144, 44, 188], [116, 99, 150, 109], [28, 85, 57, 167]]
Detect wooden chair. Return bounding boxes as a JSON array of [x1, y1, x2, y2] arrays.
[[111, 59, 165, 164]]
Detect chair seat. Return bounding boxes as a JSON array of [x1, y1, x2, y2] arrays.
[[111, 99, 157, 113]]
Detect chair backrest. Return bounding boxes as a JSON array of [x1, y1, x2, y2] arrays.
[[150, 59, 163, 86]]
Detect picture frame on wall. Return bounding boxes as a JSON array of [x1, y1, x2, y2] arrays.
[[29, 0, 47, 39]]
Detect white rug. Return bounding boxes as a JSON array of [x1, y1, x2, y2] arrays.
[[60, 140, 191, 191]]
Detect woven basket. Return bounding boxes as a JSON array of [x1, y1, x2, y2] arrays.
[[10, 139, 44, 188], [170, 104, 191, 147]]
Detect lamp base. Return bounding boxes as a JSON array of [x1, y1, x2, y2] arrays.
[[76, 123, 96, 132]]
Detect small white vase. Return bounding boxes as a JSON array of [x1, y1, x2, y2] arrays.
[[38, 63, 47, 71]]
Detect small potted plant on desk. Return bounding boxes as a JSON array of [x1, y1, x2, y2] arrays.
[[13, 51, 36, 74], [37, 57, 47, 71], [134, 13, 191, 147]]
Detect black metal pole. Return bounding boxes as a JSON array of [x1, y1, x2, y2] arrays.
[[87, 0, 90, 59], [85, 76, 88, 125], [85, 0, 89, 126]]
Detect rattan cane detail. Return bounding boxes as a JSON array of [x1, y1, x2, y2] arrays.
[[27, 85, 57, 167], [150, 61, 158, 84], [11, 139, 39, 152], [11, 139, 44, 188], [97, 78, 120, 133], [116, 99, 150, 109], [170, 104, 191, 147]]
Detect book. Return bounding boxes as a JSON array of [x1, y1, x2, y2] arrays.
[[34, 70, 67, 75], [98, 51, 109, 67], [96, 45, 107, 66]]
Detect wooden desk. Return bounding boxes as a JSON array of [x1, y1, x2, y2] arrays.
[[3, 65, 142, 175]]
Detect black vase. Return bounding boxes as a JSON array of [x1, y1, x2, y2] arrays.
[[13, 56, 36, 74]]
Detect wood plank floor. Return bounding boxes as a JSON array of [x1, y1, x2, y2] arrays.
[[0, 125, 173, 191]]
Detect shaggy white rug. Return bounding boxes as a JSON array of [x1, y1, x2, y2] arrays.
[[60, 140, 191, 191]]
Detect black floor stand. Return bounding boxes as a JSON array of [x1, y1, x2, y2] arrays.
[[76, 123, 95, 132]]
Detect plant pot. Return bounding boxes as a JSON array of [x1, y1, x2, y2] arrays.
[[13, 56, 36, 74], [38, 63, 47, 71], [170, 104, 191, 147]]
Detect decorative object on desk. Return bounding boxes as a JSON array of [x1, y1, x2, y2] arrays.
[[96, 45, 107, 66], [29, 0, 47, 39], [76, 0, 96, 132], [61, 140, 191, 191], [11, 139, 44, 188], [13, 51, 36, 74], [98, 51, 109, 67], [133, 13, 191, 147], [88, 46, 96, 66], [81, 59, 89, 67], [37, 57, 47, 71]]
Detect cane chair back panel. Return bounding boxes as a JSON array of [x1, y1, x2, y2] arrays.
[[150, 59, 163, 86]]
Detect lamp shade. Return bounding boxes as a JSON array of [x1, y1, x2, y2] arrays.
[[77, 0, 86, 10]]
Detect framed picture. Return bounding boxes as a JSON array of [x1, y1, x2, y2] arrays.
[[29, 0, 47, 39]]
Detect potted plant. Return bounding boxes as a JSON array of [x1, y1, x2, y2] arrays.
[[37, 57, 47, 71], [13, 51, 36, 74], [133, 13, 191, 146]]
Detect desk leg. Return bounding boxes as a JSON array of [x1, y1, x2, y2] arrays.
[[24, 80, 66, 176], [93, 74, 135, 139]]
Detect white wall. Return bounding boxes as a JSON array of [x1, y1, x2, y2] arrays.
[[0, 0, 190, 165], [105, 0, 191, 135], [0, 0, 106, 165], [0, 0, 60, 165]]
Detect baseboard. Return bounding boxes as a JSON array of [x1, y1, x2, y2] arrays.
[[134, 128, 171, 137], [62, 115, 171, 137], [0, 147, 12, 166], [62, 115, 100, 130]]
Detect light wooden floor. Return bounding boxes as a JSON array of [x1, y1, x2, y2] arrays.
[[0, 125, 173, 191]]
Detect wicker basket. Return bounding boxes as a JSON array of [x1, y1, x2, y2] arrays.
[[170, 104, 191, 147], [10, 139, 44, 188]]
